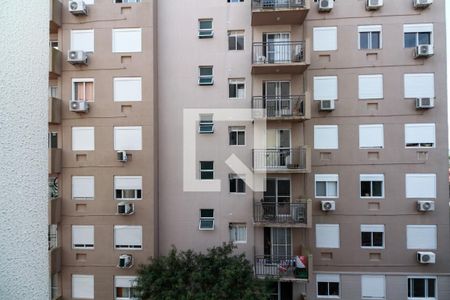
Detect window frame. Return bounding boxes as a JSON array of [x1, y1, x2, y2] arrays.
[[72, 127, 95, 151], [407, 276, 437, 300], [313, 76, 338, 101], [114, 225, 143, 250], [228, 78, 246, 99], [406, 225, 437, 250], [113, 77, 142, 102], [112, 28, 142, 53], [72, 274, 95, 300], [70, 29, 95, 52], [199, 209, 215, 230], [315, 174, 339, 198], [405, 123, 436, 149], [72, 225, 94, 250], [198, 66, 214, 85], [403, 24, 433, 48], [72, 176, 95, 200], [358, 25, 382, 50], [313, 27, 338, 51], [228, 30, 244, 50], [229, 126, 246, 146], [114, 126, 143, 151], [199, 114, 214, 134], [359, 124, 384, 149], [72, 78, 95, 102], [360, 224, 385, 249], [405, 173, 436, 199], [198, 19, 213, 38], [229, 174, 246, 194], [314, 125, 339, 150], [360, 174, 384, 199], [361, 275, 386, 300], [316, 274, 340, 298], [316, 224, 340, 249], [114, 176, 143, 201], [229, 223, 247, 243], [358, 74, 384, 100], [200, 161, 214, 180]]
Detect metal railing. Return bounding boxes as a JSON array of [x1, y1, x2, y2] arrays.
[[254, 201, 308, 225], [252, 0, 306, 10], [253, 41, 305, 64], [253, 147, 307, 170], [49, 177, 59, 199], [252, 95, 304, 118], [254, 255, 308, 279]]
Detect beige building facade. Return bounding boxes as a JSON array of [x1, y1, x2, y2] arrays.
[[49, 0, 449, 299]]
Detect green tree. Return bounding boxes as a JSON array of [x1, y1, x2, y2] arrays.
[[136, 243, 270, 300]]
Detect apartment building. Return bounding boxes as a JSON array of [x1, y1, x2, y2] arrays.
[[48, 0, 157, 299], [159, 0, 450, 300]]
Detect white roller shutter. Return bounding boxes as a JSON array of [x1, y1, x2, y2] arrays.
[[112, 28, 142, 53], [114, 176, 142, 190], [72, 225, 94, 249], [404, 73, 435, 98], [72, 176, 95, 199], [405, 123, 435, 147], [115, 276, 138, 288], [362, 275, 385, 299], [359, 124, 384, 149], [71, 30, 94, 52], [114, 126, 143, 150], [313, 76, 338, 100], [114, 225, 143, 249], [359, 75, 383, 99], [405, 174, 436, 198], [72, 127, 95, 151], [407, 225, 437, 249], [114, 77, 142, 102], [316, 224, 340, 248], [313, 27, 337, 51], [314, 125, 338, 149], [72, 275, 94, 299], [316, 274, 340, 283]]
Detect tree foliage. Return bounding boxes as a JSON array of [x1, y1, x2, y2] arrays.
[[136, 243, 269, 300]]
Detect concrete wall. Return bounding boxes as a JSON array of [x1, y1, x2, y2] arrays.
[[0, 2, 50, 299]]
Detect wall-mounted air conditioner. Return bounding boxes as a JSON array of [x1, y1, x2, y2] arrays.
[[416, 200, 435, 212], [415, 97, 434, 109], [69, 100, 89, 113], [68, 50, 88, 65], [117, 202, 135, 215], [366, 0, 383, 10], [320, 99, 335, 111], [118, 254, 134, 268], [413, 0, 433, 9], [69, 0, 87, 15], [318, 0, 333, 12], [417, 251, 436, 264], [414, 44, 434, 58], [117, 151, 128, 162], [321, 200, 335, 212]]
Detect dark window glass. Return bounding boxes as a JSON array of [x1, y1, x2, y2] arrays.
[[237, 178, 245, 193], [317, 282, 328, 296], [371, 32, 380, 48], [360, 32, 369, 49], [418, 32, 431, 45], [316, 182, 327, 197], [372, 181, 383, 197], [229, 84, 237, 98], [115, 190, 122, 199], [361, 181, 371, 197], [404, 33, 417, 48], [136, 189, 142, 198], [230, 178, 237, 193], [201, 209, 214, 218], [229, 131, 237, 145], [237, 132, 245, 145], [372, 232, 383, 247], [236, 36, 244, 50], [428, 279, 435, 297], [200, 67, 213, 76], [361, 232, 372, 247], [329, 282, 340, 296], [228, 36, 236, 50], [413, 278, 425, 297]]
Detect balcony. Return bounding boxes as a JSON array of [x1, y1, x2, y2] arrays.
[[253, 199, 312, 228], [49, 247, 61, 274], [252, 41, 309, 74], [48, 148, 62, 174], [251, 0, 310, 26], [254, 254, 312, 281], [252, 94, 310, 120], [253, 146, 311, 173], [48, 97, 62, 124], [49, 0, 62, 34], [49, 47, 62, 79]]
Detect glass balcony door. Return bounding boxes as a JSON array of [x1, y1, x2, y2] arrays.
[[264, 81, 291, 117], [264, 227, 292, 258], [264, 33, 290, 63], [264, 178, 291, 217], [267, 129, 291, 167]]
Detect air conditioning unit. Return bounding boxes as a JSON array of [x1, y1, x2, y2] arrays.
[[413, 0, 433, 9], [417, 251, 436, 264], [68, 50, 88, 65], [415, 97, 435, 109], [69, 0, 87, 15], [320, 99, 335, 111], [117, 202, 135, 215], [117, 151, 128, 162], [69, 100, 89, 113], [318, 0, 333, 12], [321, 200, 336, 212], [118, 254, 134, 268], [414, 44, 434, 58], [417, 200, 435, 212], [366, 0, 383, 10]]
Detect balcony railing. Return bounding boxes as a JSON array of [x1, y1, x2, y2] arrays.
[[49, 47, 62, 79], [253, 41, 305, 64], [254, 201, 308, 226], [252, 95, 304, 118], [254, 255, 309, 280], [252, 0, 306, 10], [253, 147, 308, 171]]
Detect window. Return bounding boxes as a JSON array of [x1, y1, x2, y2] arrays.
[[198, 66, 214, 85], [317, 274, 340, 297], [199, 114, 214, 134], [229, 174, 245, 193], [404, 24, 433, 48], [72, 127, 95, 151], [405, 174, 436, 199], [314, 125, 338, 149], [113, 77, 142, 102], [359, 124, 384, 149], [72, 176, 95, 200], [362, 275, 385, 299], [198, 19, 213, 38], [114, 126, 142, 150], [200, 161, 214, 180], [71, 30, 94, 52], [313, 27, 338, 51], [114, 225, 142, 249], [72, 275, 94, 299], [114, 176, 142, 200], [407, 225, 437, 249], [199, 209, 214, 230], [72, 225, 94, 249], [229, 223, 247, 243], [229, 126, 245, 145], [228, 0, 244, 2], [360, 174, 384, 198], [313, 76, 338, 100], [112, 28, 142, 53], [408, 277, 436, 299], [358, 75, 383, 100], [228, 79, 245, 99], [316, 224, 340, 248], [315, 174, 338, 198], [358, 25, 382, 49], [115, 276, 138, 300], [228, 31, 244, 50], [404, 73, 435, 98], [405, 123, 435, 148], [114, 0, 141, 3], [72, 78, 94, 102], [361, 224, 384, 248]]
